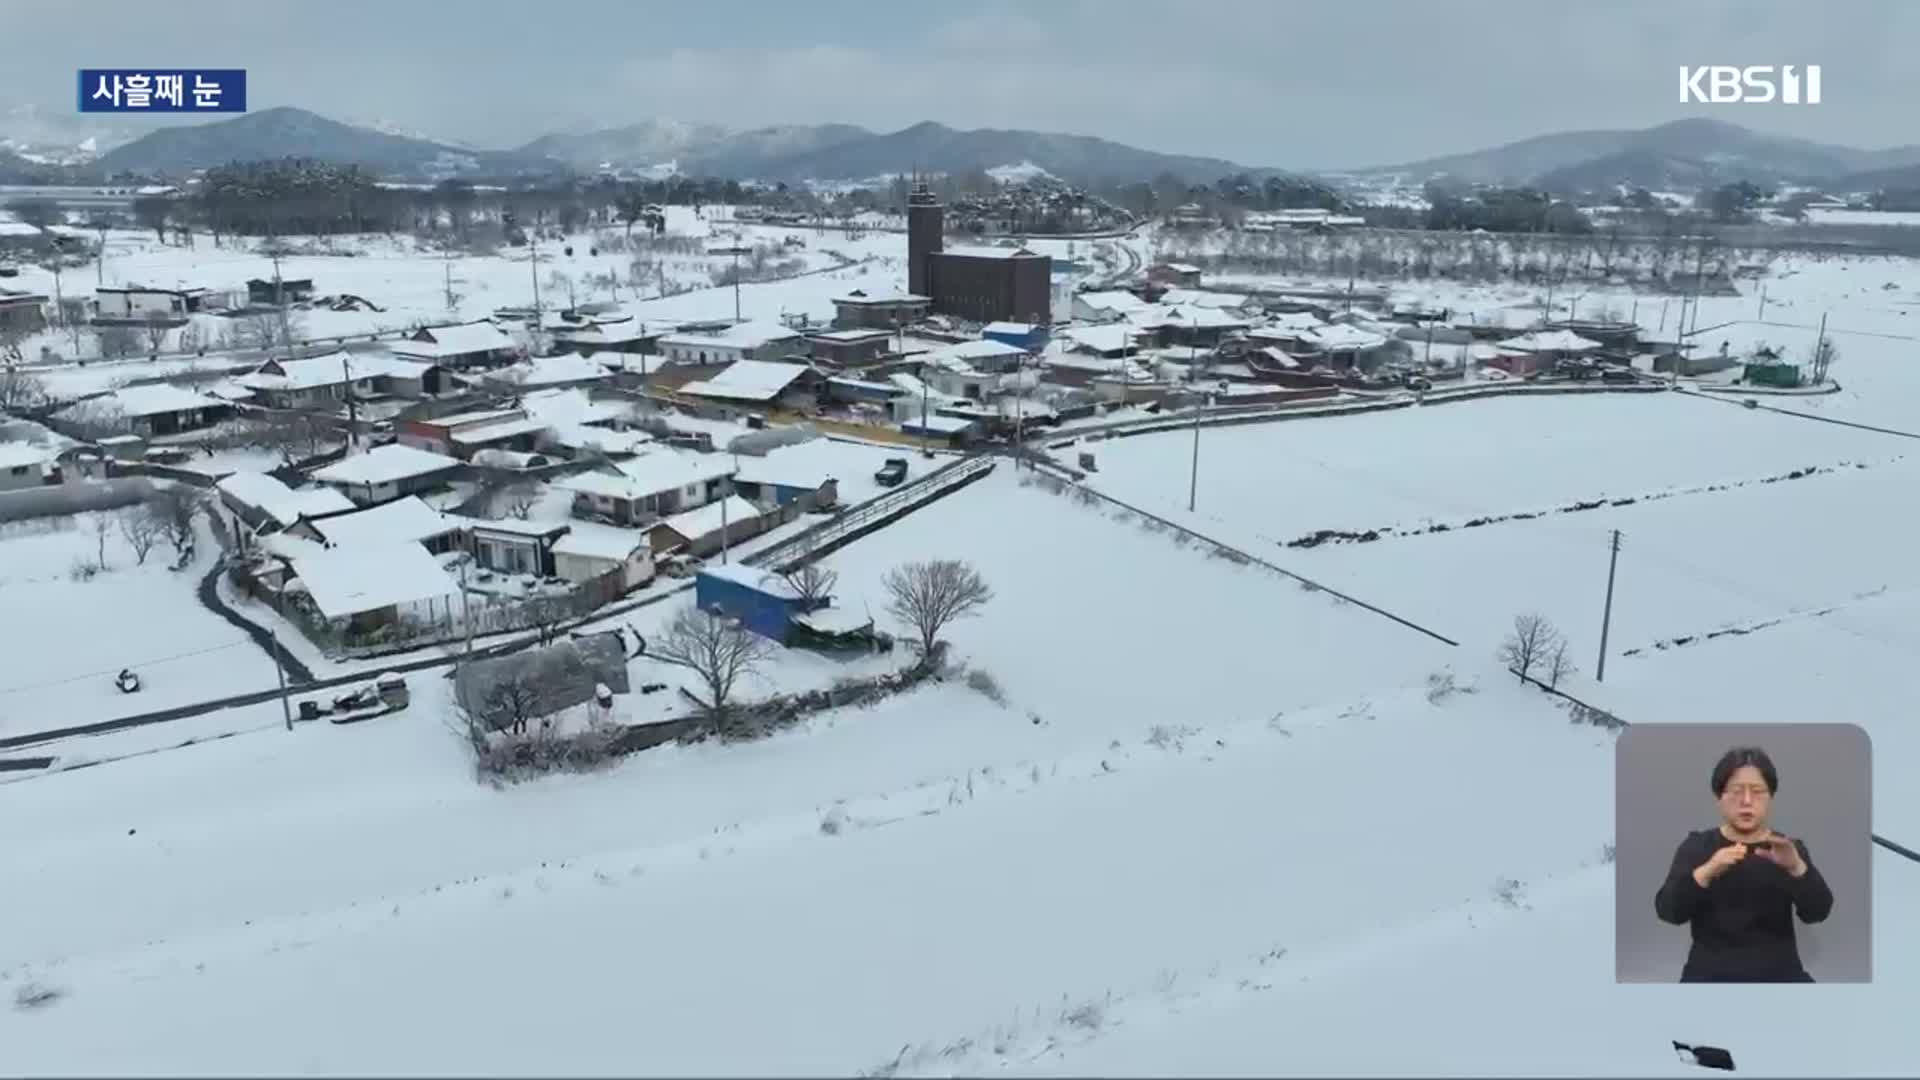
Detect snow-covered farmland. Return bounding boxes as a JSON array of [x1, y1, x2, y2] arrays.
[[0, 508, 268, 735]]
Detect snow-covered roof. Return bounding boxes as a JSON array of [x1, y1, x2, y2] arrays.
[[550, 318, 656, 345], [395, 321, 516, 358], [810, 328, 893, 342], [982, 321, 1038, 335], [1304, 324, 1390, 351], [460, 515, 570, 539], [657, 495, 762, 540], [449, 416, 550, 445], [1062, 324, 1148, 353], [1161, 262, 1202, 273], [1255, 311, 1328, 334], [1148, 304, 1256, 330], [1258, 346, 1301, 369], [1156, 288, 1255, 311], [236, 351, 427, 393], [291, 541, 462, 619], [303, 495, 465, 549], [1074, 290, 1149, 313], [934, 339, 1028, 363], [72, 383, 219, 419], [551, 521, 649, 561], [0, 441, 53, 469], [491, 353, 613, 388], [902, 414, 978, 433], [1497, 329, 1603, 353], [549, 424, 653, 455], [518, 387, 632, 427], [941, 244, 1044, 260], [834, 290, 930, 305], [216, 471, 354, 524], [793, 606, 873, 635], [679, 359, 813, 402], [311, 444, 461, 487], [557, 450, 734, 501], [697, 560, 800, 598], [657, 320, 804, 351]]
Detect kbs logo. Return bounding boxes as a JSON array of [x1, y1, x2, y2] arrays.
[[1679, 65, 1821, 104]]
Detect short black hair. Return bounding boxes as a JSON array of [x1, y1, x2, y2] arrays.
[[1712, 746, 1778, 796]]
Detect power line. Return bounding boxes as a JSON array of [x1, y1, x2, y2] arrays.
[[0, 638, 256, 697]]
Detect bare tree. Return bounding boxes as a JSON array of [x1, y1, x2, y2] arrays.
[[780, 561, 838, 612], [1497, 612, 1564, 684], [90, 511, 112, 570], [141, 313, 172, 355], [522, 593, 571, 647], [1544, 639, 1576, 689], [249, 412, 337, 466], [0, 366, 47, 410], [145, 485, 202, 561], [3, 197, 57, 231], [650, 604, 775, 717], [468, 670, 564, 738], [118, 506, 160, 564], [882, 558, 994, 657]]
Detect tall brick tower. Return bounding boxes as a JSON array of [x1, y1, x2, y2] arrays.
[[907, 176, 943, 298]]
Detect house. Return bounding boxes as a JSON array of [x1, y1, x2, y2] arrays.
[[808, 327, 895, 367], [487, 352, 613, 392], [399, 407, 549, 459], [832, 289, 931, 330], [215, 471, 355, 532], [1482, 348, 1547, 378], [1495, 329, 1604, 358], [694, 562, 804, 643], [657, 320, 808, 365], [0, 441, 53, 492], [59, 383, 228, 437], [547, 313, 663, 356], [900, 413, 979, 447], [309, 444, 464, 506], [1071, 289, 1151, 323], [236, 351, 447, 409], [732, 451, 841, 510], [1060, 323, 1153, 360], [1301, 323, 1393, 369], [291, 495, 469, 554], [246, 278, 314, 306], [824, 375, 904, 409], [288, 541, 464, 636], [677, 359, 822, 409], [453, 632, 631, 730], [0, 288, 49, 334], [1154, 288, 1262, 318], [1146, 262, 1203, 287], [551, 521, 656, 592], [465, 516, 571, 577], [649, 494, 766, 557], [982, 321, 1047, 352], [90, 286, 211, 325], [392, 320, 521, 369], [554, 449, 736, 526], [1138, 304, 1258, 347]]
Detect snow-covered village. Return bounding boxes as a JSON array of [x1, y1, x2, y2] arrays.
[[4, 4, 1920, 1075]]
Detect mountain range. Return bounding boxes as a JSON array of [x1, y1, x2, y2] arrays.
[[4, 105, 1919, 196]]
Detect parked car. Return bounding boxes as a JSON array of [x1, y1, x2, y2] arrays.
[[874, 458, 909, 487], [1601, 367, 1638, 384], [661, 553, 703, 579]]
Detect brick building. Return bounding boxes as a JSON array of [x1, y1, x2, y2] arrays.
[[907, 181, 1051, 326]]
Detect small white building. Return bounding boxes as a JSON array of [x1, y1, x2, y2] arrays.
[[0, 442, 53, 491], [677, 359, 820, 409], [551, 521, 656, 591], [1071, 289, 1152, 323], [554, 449, 737, 526], [392, 320, 521, 369], [657, 320, 808, 365], [91, 286, 212, 325]]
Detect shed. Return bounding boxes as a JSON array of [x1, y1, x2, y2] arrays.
[[289, 541, 463, 630], [465, 515, 571, 577], [1744, 360, 1802, 388], [650, 494, 766, 557], [982, 321, 1047, 352], [310, 444, 463, 506], [694, 563, 802, 643], [551, 522, 656, 591]]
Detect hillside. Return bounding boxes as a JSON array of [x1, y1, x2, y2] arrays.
[[1368, 117, 1920, 191], [95, 107, 565, 180], [751, 120, 1259, 185]]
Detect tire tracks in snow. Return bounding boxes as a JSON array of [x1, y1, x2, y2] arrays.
[[862, 860, 1618, 1077]]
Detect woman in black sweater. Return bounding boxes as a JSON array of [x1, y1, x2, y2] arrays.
[[1654, 746, 1834, 982]]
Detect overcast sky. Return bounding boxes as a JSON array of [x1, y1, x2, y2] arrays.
[[5, 0, 1914, 168]]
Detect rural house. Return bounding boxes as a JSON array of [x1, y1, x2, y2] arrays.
[[0, 442, 54, 491], [465, 516, 572, 577], [657, 320, 807, 365], [676, 359, 823, 409], [0, 288, 49, 333], [91, 285, 213, 325], [58, 383, 228, 437], [554, 450, 736, 526], [807, 328, 895, 367], [247, 278, 315, 305], [649, 494, 765, 557], [215, 471, 355, 532], [290, 495, 469, 554], [309, 444, 464, 506], [831, 289, 931, 331], [398, 407, 549, 459], [393, 320, 520, 369], [551, 521, 656, 592]]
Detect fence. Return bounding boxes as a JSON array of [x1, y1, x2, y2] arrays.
[[0, 477, 157, 524], [747, 454, 998, 573]]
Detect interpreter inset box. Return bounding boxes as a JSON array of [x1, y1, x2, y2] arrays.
[[1614, 722, 1871, 984]]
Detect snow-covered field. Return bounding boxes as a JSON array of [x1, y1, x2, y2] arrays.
[[0, 510, 268, 735], [5, 237, 1920, 1075]]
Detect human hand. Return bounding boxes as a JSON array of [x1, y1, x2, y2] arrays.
[[1693, 842, 1749, 886], [1753, 834, 1808, 877]]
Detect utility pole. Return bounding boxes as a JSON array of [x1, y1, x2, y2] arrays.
[[271, 629, 292, 731], [1187, 388, 1201, 513], [529, 236, 541, 317], [1813, 311, 1830, 384], [340, 350, 359, 451], [1756, 282, 1767, 321], [272, 252, 291, 351], [1596, 529, 1622, 683]]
